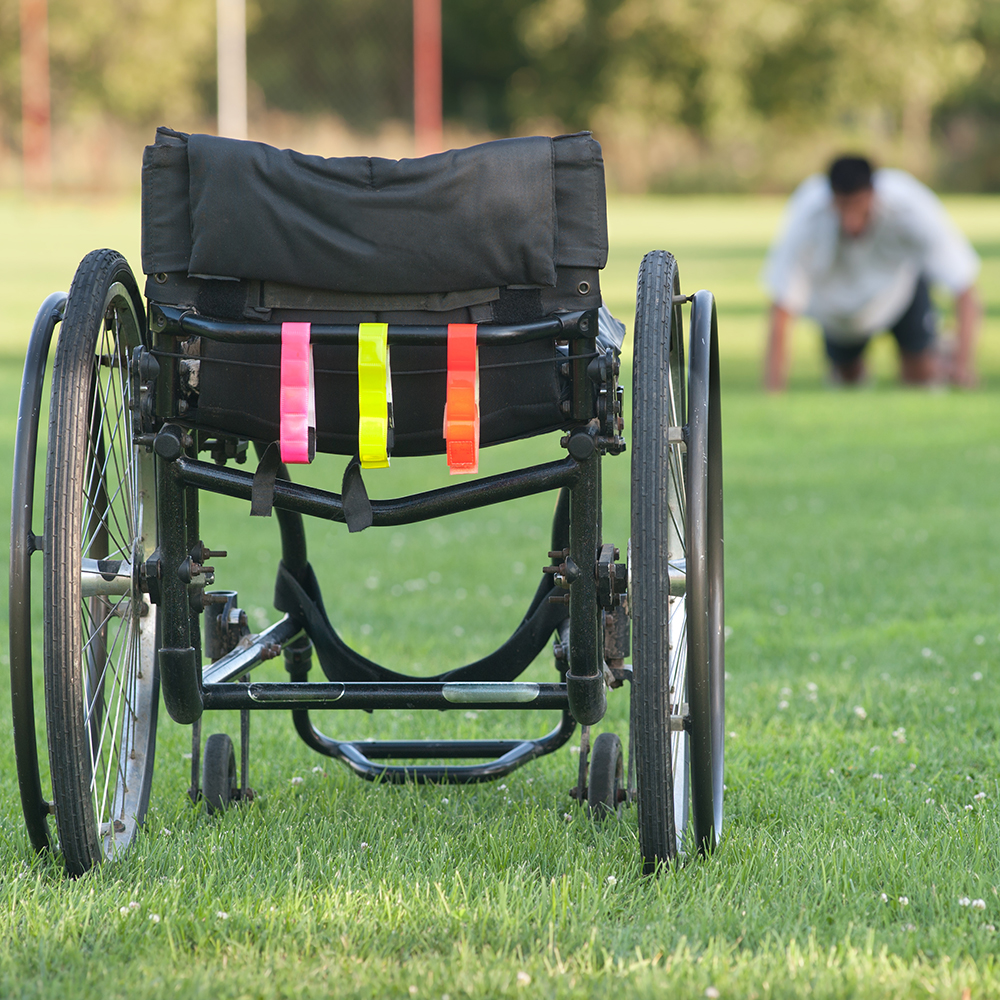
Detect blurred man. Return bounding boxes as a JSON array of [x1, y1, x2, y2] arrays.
[[762, 155, 981, 391]]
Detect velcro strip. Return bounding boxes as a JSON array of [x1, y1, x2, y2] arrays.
[[279, 322, 315, 464], [358, 322, 391, 469], [445, 323, 479, 474]]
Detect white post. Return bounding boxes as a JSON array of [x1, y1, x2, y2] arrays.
[[217, 0, 247, 139]]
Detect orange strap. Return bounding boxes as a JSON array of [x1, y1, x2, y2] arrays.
[[444, 323, 479, 474]]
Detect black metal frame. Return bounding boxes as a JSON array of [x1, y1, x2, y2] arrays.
[[144, 302, 618, 786]]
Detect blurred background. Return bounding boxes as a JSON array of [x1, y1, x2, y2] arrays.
[[1, 0, 999, 194]]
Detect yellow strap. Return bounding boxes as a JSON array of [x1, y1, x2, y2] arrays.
[[357, 322, 391, 468]]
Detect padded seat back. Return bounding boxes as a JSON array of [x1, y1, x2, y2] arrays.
[[141, 128, 607, 314]]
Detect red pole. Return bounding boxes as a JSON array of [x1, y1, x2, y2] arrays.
[[413, 0, 442, 157], [20, 0, 52, 190]]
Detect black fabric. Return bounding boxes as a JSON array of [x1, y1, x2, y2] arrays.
[[250, 441, 281, 517], [274, 560, 567, 683], [140, 128, 191, 274], [340, 456, 373, 533], [141, 127, 608, 296], [193, 337, 564, 458]]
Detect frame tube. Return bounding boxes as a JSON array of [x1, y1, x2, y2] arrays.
[[172, 455, 582, 526]]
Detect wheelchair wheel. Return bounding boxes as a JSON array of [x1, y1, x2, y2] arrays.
[[202, 734, 237, 815], [43, 249, 158, 876], [588, 732, 623, 820], [630, 251, 723, 872]]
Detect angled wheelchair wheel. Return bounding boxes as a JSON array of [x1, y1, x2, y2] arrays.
[[688, 289, 725, 851], [43, 249, 158, 876], [202, 734, 237, 815], [588, 732, 624, 821], [630, 251, 724, 872]]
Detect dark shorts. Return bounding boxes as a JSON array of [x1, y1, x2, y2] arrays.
[[823, 277, 937, 367]]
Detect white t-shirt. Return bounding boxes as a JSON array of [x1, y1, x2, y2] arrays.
[[762, 169, 980, 339]]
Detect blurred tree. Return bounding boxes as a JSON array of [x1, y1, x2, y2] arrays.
[[516, 0, 981, 162], [246, 0, 411, 130], [936, 0, 1000, 189]]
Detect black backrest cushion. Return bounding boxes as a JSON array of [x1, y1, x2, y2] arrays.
[[141, 129, 607, 295]]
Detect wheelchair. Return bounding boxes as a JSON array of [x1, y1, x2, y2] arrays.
[[9, 128, 724, 877]]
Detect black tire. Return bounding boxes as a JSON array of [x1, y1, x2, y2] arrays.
[[43, 250, 158, 876], [203, 734, 237, 815], [588, 732, 623, 821]]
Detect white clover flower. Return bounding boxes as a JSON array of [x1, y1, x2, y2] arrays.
[[149, 914, 161, 923], [973, 672, 983, 681], [974, 635, 985, 645], [854, 706, 867, 720], [442, 798, 449, 804], [360, 842, 369, 851], [828, 768, 836, 776], [606, 875, 617, 886], [892, 728, 906, 743], [409, 987, 418, 996], [780, 687, 792, 697], [516, 971, 532, 986], [312, 766, 324, 774], [873, 773, 884, 780], [807, 682, 818, 691], [973, 899, 987, 910], [570, 746, 581, 755], [966, 804, 975, 811], [290, 776, 303, 786], [899, 896, 909, 906], [880, 893, 889, 903], [959, 897, 971, 906], [216, 911, 229, 920], [975, 792, 987, 801], [162, 828, 172, 836], [778, 701, 789, 710], [464, 711, 478, 720], [129, 901, 140, 910], [705, 989, 720, 999], [563, 812, 573, 822], [921, 648, 933, 658], [119, 906, 130, 916]]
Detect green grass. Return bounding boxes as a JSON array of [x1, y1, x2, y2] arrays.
[[1, 191, 1000, 997]]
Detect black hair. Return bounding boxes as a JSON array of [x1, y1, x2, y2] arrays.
[[828, 155, 874, 194]]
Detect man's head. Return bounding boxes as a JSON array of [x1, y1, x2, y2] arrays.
[[828, 155, 875, 237]]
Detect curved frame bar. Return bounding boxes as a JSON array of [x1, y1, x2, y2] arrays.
[[10, 291, 67, 852], [291, 708, 577, 784], [152, 304, 593, 346]]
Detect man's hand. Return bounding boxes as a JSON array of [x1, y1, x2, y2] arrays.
[[949, 286, 981, 388], [764, 303, 793, 392]]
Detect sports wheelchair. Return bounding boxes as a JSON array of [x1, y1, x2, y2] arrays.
[[10, 128, 723, 877]]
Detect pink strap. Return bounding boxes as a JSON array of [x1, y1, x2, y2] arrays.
[[279, 322, 315, 464]]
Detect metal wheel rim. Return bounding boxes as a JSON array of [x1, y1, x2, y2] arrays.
[[79, 282, 157, 859]]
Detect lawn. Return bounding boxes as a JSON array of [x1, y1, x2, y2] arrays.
[[0, 190, 999, 998]]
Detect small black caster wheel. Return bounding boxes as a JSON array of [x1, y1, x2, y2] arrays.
[[203, 733, 237, 815], [588, 732, 624, 821]]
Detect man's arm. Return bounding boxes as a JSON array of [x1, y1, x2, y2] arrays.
[[764, 303, 794, 392], [951, 286, 981, 387]]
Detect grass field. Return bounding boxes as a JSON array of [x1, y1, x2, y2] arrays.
[[0, 191, 999, 998]]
